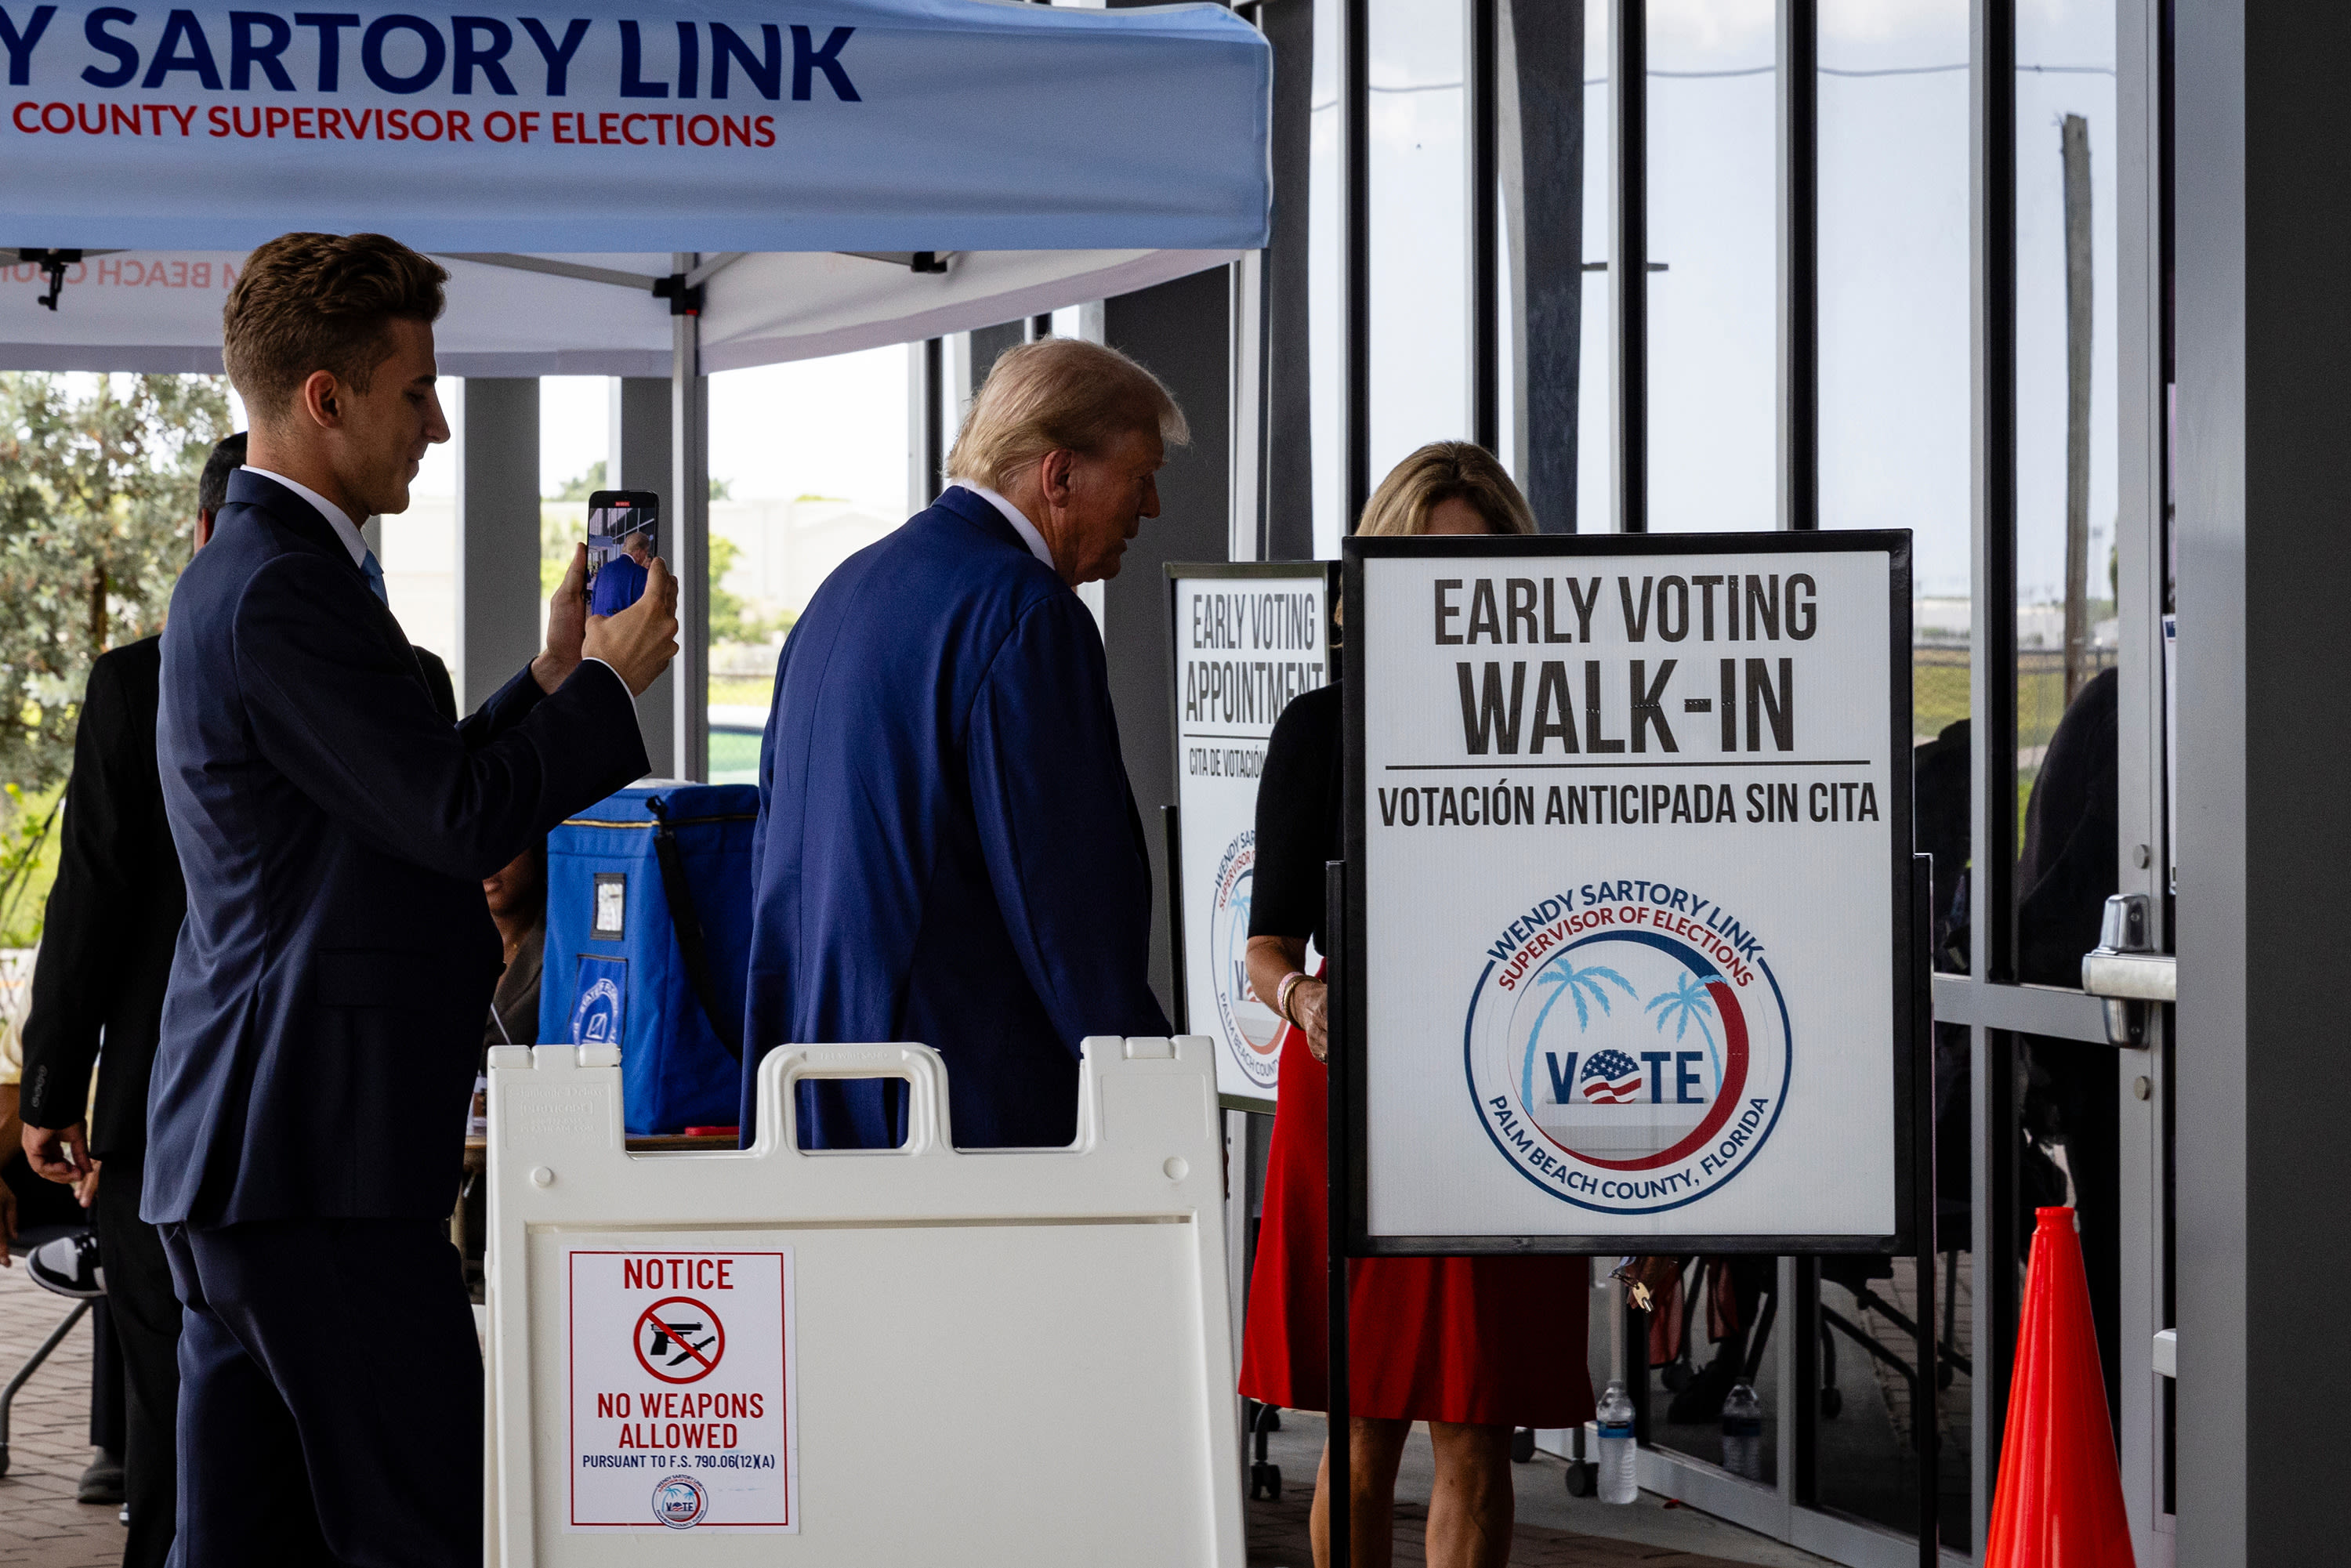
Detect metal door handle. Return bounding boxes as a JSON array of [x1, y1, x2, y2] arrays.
[[2081, 894, 2172, 1046], [2080, 951, 2175, 1002]]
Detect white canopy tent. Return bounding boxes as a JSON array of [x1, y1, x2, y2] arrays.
[[0, 246, 1244, 375], [0, 0, 1269, 769]]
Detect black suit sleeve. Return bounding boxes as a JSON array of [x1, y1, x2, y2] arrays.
[[412, 646, 458, 725], [21, 655, 139, 1130], [1248, 684, 1342, 952], [233, 553, 647, 882]]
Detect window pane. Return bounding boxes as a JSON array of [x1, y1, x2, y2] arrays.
[[1368, 0, 1469, 483], [2013, 0, 2118, 983], [1645, 0, 1777, 532], [707, 347, 911, 734], [1818, 5, 1974, 1548], [1819, 0, 1972, 745]]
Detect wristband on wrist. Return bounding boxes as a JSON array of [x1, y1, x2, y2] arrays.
[[1274, 970, 1309, 1028]]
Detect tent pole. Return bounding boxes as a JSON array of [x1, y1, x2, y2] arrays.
[[671, 251, 711, 784]]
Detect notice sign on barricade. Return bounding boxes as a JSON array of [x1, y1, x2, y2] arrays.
[[1342, 531, 1917, 1253], [1165, 562, 1338, 1109], [487, 1037, 1241, 1566], [566, 1249, 796, 1531]]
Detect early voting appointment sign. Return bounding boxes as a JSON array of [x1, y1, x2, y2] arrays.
[[1343, 533, 1914, 1251], [0, 0, 1270, 251], [1166, 563, 1335, 1108]]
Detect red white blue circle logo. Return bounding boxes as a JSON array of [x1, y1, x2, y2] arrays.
[[1462, 880, 1791, 1214], [651, 1474, 708, 1528], [1208, 831, 1283, 1090]]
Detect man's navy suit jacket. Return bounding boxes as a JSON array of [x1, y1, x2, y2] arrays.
[[740, 486, 1172, 1150], [143, 469, 649, 1226]]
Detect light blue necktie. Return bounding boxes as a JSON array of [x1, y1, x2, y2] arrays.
[[359, 549, 389, 607]]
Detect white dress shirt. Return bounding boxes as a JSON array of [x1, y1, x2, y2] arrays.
[[242, 465, 367, 567], [958, 482, 1058, 573], [238, 465, 635, 706]]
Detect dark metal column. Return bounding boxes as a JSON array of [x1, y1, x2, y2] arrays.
[[1611, 0, 1647, 535], [1262, 0, 1315, 559], [1780, 0, 1818, 534], [1342, 0, 1370, 533], [1503, 0, 1588, 534], [1103, 268, 1232, 1014], [1969, 0, 2021, 1541], [1469, 0, 1499, 455], [922, 339, 944, 505]]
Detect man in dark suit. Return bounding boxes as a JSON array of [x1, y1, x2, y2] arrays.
[[741, 339, 1179, 1150], [588, 529, 652, 615], [17, 430, 460, 1566], [143, 232, 676, 1566]]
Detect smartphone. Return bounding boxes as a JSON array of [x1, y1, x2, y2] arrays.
[[585, 490, 660, 611]]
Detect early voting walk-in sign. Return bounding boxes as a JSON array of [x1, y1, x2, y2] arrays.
[[1340, 532, 1922, 1254], [1165, 562, 1336, 1110], [567, 1250, 796, 1532]]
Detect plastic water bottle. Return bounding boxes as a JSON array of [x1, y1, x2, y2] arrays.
[[1595, 1380, 1638, 1504], [1719, 1382, 1765, 1481]]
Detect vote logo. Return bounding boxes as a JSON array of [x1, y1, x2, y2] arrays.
[[1208, 831, 1283, 1090], [651, 1474, 708, 1528], [570, 958, 627, 1048], [1462, 882, 1791, 1214]]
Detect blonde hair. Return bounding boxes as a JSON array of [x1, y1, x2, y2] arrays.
[[1357, 441, 1537, 537], [946, 338, 1189, 491]]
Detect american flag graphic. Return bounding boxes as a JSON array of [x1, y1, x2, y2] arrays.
[[1579, 1049, 1645, 1105]]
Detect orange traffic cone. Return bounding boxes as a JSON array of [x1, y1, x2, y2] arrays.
[[1983, 1206, 2135, 1567]]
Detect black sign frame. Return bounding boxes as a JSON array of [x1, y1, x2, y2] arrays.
[[1338, 529, 1922, 1258]]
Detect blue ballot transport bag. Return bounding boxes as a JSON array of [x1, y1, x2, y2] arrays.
[[541, 784, 759, 1135]]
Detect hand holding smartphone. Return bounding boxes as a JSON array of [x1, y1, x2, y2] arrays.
[[586, 490, 661, 616]]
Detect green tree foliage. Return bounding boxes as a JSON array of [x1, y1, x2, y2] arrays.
[[552, 459, 607, 502], [549, 462, 730, 505], [0, 372, 231, 936], [708, 532, 762, 644]]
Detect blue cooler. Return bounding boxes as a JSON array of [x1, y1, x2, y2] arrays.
[[540, 783, 759, 1135]]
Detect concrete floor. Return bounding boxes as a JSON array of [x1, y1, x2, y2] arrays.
[[1248, 1410, 1838, 1568]]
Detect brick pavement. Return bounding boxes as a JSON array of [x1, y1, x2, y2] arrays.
[[0, 1262, 123, 1568]]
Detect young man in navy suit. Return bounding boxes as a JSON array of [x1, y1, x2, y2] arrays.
[[146, 233, 678, 1566]]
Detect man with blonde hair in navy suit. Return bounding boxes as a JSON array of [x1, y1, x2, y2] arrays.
[[741, 338, 1183, 1151]]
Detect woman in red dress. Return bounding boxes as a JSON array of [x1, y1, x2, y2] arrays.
[[1238, 444, 1593, 1568]]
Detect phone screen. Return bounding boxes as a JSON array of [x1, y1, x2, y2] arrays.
[[585, 490, 660, 610]]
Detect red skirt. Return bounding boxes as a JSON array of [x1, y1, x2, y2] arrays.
[[1236, 1013, 1596, 1429]]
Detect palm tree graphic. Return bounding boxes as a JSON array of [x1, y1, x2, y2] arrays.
[[1645, 972, 1722, 1085], [1520, 957, 1639, 1107]]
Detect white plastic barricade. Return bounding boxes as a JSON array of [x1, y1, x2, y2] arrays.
[[485, 1036, 1241, 1565]]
